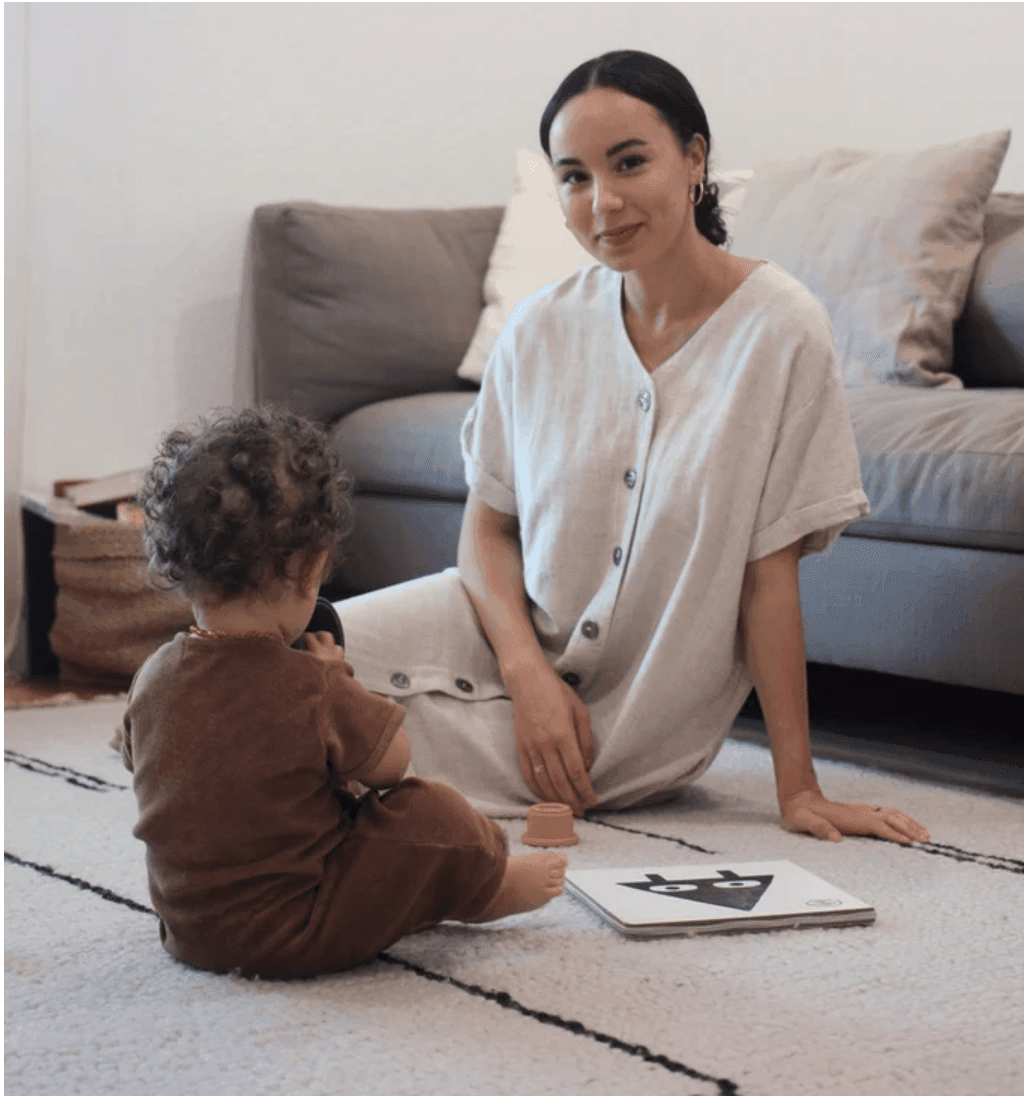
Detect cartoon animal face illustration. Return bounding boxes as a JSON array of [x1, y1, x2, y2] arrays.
[[617, 869, 774, 911]]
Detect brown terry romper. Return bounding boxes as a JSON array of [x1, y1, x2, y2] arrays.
[[122, 632, 508, 979]]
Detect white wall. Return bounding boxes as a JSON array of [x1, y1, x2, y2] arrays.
[[6, 3, 30, 671], [15, 1, 1024, 496]]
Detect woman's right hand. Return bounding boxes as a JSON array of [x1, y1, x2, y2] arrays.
[[507, 664, 598, 817]]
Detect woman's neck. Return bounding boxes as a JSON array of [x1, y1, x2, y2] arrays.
[[621, 232, 726, 330]]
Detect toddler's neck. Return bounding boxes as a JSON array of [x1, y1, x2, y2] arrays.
[[191, 591, 303, 646]]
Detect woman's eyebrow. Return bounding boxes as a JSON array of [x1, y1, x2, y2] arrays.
[[554, 138, 648, 168]]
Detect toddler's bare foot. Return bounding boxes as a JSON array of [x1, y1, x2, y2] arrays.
[[464, 852, 568, 923]]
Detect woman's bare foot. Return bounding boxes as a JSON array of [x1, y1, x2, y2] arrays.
[[464, 852, 569, 923]]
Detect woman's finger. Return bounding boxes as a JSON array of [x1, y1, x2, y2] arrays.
[[787, 807, 842, 843], [860, 805, 930, 844], [870, 816, 914, 845], [561, 743, 597, 811], [516, 743, 546, 802], [569, 691, 595, 771], [525, 748, 582, 816], [888, 810, 930, 843], [518, 744, 571, 810], [533, 758, 566, 808], [870, 809, 927, 845]]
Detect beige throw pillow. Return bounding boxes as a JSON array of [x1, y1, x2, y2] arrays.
[[456, 149, 753, 382], [728, 130, 1011, 389]]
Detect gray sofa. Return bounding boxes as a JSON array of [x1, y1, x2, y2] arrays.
[[250, 198, 1024, 696]]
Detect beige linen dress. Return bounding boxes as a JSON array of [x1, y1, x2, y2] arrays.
[[337, 261, 870, 817]]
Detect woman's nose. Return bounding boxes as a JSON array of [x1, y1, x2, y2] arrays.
[[591, 177, 624, 214]]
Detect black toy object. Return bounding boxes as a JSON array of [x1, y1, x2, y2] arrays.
[[292, 596, 345, 651]]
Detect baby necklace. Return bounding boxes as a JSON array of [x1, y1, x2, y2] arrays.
[[189, 626, 282, 642]]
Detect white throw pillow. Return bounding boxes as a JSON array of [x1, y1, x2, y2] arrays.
[[456, 149, 753, 382], [728, 130, 1011, 389]]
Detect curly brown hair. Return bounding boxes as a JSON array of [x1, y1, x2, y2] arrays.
[[139, 406, 353, 602]]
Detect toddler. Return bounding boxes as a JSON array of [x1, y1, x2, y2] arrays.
[[122, 406, 567, 979]]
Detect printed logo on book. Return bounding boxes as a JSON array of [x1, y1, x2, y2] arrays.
[[617, 869, 773, 911]]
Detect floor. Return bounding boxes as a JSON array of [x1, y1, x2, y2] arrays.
[[8, 665, 1022, 798]]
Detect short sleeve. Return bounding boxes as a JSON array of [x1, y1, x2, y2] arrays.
[[320, 663, 407, 779], [748, 336, 870, 562], [460, 335, 518, 515]]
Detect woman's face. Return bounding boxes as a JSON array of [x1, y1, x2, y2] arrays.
[[548, 86, 706, 272]]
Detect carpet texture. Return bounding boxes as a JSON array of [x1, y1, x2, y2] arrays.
[[5, 698, 1023, 1096]]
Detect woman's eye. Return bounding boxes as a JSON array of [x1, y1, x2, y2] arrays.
[[618, 155, 646, 171], [561, 171, 586, 187]]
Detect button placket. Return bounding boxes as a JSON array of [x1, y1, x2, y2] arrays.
[[618, 387, 652, 568], [573, 376, 652, 686]]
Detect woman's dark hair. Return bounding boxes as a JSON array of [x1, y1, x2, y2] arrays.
[[139, 406, 353, 602], [539, 50, 727, 247]]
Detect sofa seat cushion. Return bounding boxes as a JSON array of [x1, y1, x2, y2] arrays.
[[330, 388, 1024, 553], [845, 388, 1024, 551], [328, 391, 476, 500]]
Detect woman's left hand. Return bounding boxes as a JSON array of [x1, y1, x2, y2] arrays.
[[781, 790, 930, 845]]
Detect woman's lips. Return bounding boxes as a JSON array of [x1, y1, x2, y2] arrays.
[[600, 224, 641, 246]]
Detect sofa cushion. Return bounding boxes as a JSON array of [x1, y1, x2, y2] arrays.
[[953, 193, 1024, 387], [845, 388, 1024, 551], [328, 391, 475, 500], [252, 203, 503, 424], [332, 387, 1024, 553], [729, 130, 1010, 389]]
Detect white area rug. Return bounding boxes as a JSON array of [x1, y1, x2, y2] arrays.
[[5, 698, 1024, 1096]]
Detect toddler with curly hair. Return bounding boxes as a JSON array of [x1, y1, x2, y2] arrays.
[[122, 406, 566, 979]]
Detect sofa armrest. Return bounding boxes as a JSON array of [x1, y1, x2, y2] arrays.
[[251, 202, 503, 423]]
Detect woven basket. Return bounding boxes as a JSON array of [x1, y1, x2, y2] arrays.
[[48, 523, 193, 686]]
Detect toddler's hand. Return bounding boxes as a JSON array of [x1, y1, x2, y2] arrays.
[[302, 631, 347, 663]]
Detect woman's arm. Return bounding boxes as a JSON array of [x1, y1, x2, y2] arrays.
[[457, 491, 597, 816], [457, 491, 548, 686], [738, 539, 819, 806], [739, 538, 930, 845]]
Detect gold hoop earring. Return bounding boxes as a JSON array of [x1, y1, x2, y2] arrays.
[[692, 180, 705, 206]]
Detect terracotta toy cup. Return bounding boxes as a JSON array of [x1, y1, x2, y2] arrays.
[[522, 802, 580, 847]]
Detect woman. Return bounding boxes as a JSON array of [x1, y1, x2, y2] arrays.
[[337, 50, 929, 846]]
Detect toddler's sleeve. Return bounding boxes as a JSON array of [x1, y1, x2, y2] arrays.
[[321, 664, 407, 779], [748, 327, 870, 562], [460, 334, 518, 516]]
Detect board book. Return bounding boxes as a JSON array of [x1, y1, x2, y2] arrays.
[[565, 860, 875, 938]]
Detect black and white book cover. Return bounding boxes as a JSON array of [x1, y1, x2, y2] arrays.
[[565, 860, 876, 937]]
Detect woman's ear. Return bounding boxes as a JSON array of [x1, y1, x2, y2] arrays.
[[685, 133, 708, 179]]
